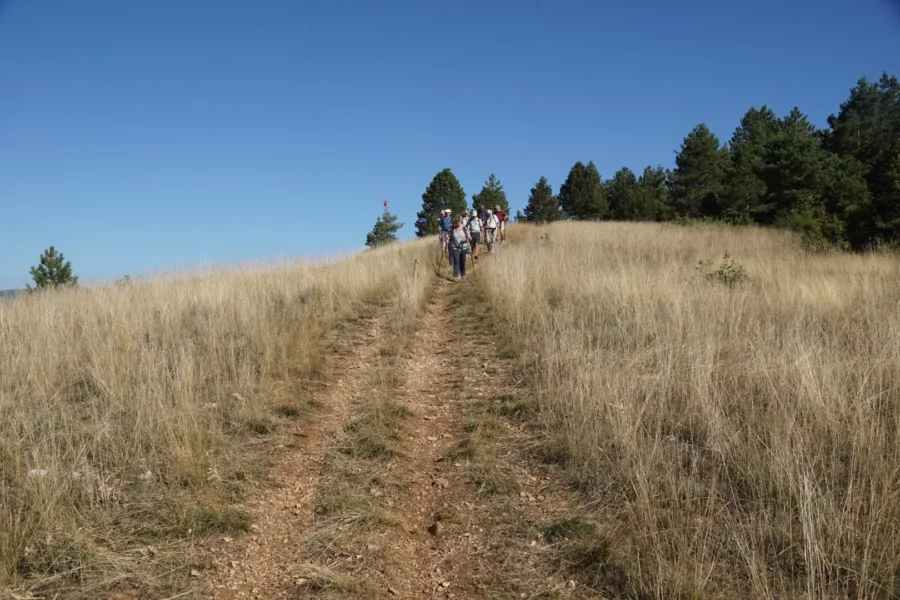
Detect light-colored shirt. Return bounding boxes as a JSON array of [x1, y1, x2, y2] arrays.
[[449, 228, 468, 249], [467, 217, 481, 233], [485, 215, 499, 229]]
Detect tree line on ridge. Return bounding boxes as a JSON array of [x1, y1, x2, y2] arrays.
[[397, 72, 900, 251]]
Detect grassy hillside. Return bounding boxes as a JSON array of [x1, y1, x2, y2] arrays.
[[481, 222, 900, 598], [0, 240, 432, 597], [5, 221, 898, 598]]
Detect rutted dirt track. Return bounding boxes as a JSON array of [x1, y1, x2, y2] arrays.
[[204, 268, 599, 599], [206, 309, 388, 600], [347, 278, 502, 597]]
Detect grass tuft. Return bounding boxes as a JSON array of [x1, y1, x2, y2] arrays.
[[543, 517, 597, 543], [338, 400, 411, 460]]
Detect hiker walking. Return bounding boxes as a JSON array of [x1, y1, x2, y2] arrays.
[[477, 204, 487, 227], [439, 209, 452, 245], [438, 209, 453, 262], [467, 209, 482, 261], [448, 217, 470, 280], [484, 209, 499, 252], [495, 205, 507, 245]]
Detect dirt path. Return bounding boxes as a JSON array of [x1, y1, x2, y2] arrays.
[[354, 278, 495, 597], [205, 308, 388, 600], [203, 269, 602, 599], [313, 274, 601, 599]]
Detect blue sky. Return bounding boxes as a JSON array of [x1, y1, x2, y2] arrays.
[[1, 0, 898, 288]]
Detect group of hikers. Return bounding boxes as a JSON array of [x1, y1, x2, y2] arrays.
[[438, 204, 507, 280]]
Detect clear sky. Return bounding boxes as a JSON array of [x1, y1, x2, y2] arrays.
[[2, 0, 899, 289]]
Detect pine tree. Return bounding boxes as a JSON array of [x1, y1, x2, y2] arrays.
[[670, 124, 728, 218], [471, 173, 510, 213], [809, 153, 870, 247], [639, 165, 674, 221], [722, 106, 779, 221], [523, 176, 560, 223], [827, 73, 900, 176], [757, 107, 828, 225], [415, 168, 467, 237], [28, 246, 78, 290], [608, 167, 658, 220], [365, 202, 403, 248], [558, 161, 607, 219], [827, 73, 900, 245]]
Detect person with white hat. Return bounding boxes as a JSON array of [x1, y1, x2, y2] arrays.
[[466, 208, 482, 261], [484, 209, 500, 252], [437, 209, 453, 257]]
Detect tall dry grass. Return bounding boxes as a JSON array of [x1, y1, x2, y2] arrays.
[[0, 239, 431, 597], [482, 221, 900, 598]]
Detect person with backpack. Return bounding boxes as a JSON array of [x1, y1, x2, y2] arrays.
[[484, 209, 499, 252], [467, 209, 482, 260], [494, 205, 507, 245], [448, 216, 471, 280]]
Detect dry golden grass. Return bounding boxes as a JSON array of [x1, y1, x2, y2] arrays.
[[481, 221, 900, 598], [0, 239, 432, 597]]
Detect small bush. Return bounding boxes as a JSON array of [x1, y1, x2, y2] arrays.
[[696, 253, 749, 287], [544, 518, 597, 543], [275, 404, 300, 418], [245, 417, 275, 435], [194, 506, 251, 535]]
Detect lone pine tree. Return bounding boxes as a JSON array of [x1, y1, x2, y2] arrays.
[[366, 202, 403, 248], [28, 246, 78, 290]]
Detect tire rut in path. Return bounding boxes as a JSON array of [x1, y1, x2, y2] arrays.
[[360, 279, 491, 598], [357, 275, 603, 599], [207, 272, 601, 599], [206, 308, 388, 600]]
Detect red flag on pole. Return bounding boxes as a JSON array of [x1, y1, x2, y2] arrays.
[[383, 199, 388, 208]]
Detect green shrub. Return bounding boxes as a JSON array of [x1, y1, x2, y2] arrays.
[[696, 253, 749, 288]]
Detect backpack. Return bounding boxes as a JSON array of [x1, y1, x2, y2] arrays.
[[451, 228, 469, 251]]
